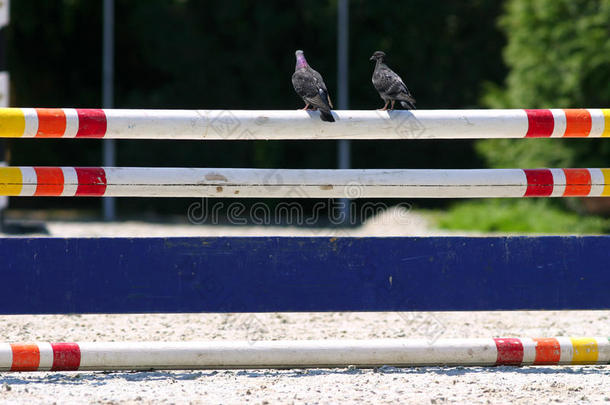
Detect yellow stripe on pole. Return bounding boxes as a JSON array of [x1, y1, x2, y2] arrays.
[[570, 337, 598, 364], [0, 108, 26, 137], [0, 167, 23, 195], [601, 109, 610, 137], [600, 169, 610, 196]]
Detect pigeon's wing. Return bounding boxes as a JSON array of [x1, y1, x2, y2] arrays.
[[306, 89, 333, 113], [309, 68, 333, 109], [309, 69, 326, 91], [292, 68, 332, 112], [373, 66, 415, 103]]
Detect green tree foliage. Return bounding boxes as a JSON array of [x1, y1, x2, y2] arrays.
[[436, 198, 610, 234], [480, 0, 610, 169]]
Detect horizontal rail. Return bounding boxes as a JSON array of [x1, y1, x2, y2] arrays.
[[1, 338, 608, 370], [0, 166, 609, 198], [1, 237, 609, 313], [0, 108, 609, 139]]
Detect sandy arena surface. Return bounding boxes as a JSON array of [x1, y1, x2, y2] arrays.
[[0, 208, 608, 404]]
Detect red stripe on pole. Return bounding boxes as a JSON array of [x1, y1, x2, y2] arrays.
[[525, 109, 554, 138], [51, 343, 81, 371], [523, 169, 554, 196], [563, 169, 592, 196], [75, 109, 107, 138], [34, 167, 64, 196], [494, 338, 524, 366], [75, 167, 107, 196]]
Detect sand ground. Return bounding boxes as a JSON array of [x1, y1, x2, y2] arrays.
[[1, 311, 608, 404]]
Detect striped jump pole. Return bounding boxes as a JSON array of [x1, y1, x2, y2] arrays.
[[0, 166, 609, 198], [0, 108, 609, 140], [1, 338, 608, 371]]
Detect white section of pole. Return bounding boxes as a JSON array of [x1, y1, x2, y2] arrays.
[[99, 109, 530, 139], [101, 167, 530, 198], [75, 339, 500, 369]]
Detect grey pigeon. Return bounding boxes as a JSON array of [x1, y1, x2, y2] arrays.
[[292, 50, 335, 122], [370, 51, 416, 110]]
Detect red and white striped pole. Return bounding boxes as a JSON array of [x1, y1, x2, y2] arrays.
[[0, 167, 609, 198], [0, 338, 608, 371], [0, 108, 609, 140]]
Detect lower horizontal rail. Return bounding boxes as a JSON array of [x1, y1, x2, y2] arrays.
[[0, 166, 609, 198], [1, 338, 608, 371]]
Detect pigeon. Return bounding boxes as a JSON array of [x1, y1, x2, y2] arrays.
[[370, 51, 416, 110], [292, 50, 335, 122]]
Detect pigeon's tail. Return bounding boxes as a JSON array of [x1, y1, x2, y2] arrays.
[[320, 110, 335, 122], [400, 100, 416, 110]]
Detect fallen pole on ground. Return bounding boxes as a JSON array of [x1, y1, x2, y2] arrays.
[[1, 338, 608, 371]]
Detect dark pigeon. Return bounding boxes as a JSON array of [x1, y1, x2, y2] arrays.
[[292, 50, 335, 122], [370, 51, 416, 110]]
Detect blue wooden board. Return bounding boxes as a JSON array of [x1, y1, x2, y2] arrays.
[[0, 236, 608, 314]]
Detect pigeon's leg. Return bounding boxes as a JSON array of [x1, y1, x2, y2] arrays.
[[300, 103, 311, 110], [377, 100, 390, 111], [390, 100, 396, 110]]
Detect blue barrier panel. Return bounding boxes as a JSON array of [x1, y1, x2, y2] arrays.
[[0, 236, 608, 314]]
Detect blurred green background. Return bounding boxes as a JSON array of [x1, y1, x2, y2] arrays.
[[6, 0, 610, 232]]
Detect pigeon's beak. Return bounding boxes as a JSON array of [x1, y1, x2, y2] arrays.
[[369, 56, 375, 61]]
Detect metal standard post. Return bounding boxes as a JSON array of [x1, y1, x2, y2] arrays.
[[102, 0, 115, 221], [337, 0, 350, 224], [0, 0, 9, 231]]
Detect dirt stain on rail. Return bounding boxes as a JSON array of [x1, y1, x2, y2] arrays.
[[205, 174, 228, 182]]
